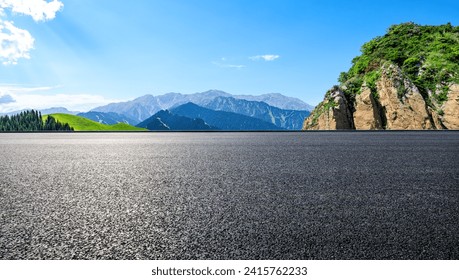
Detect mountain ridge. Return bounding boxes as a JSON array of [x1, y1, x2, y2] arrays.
[[77, 111, 137, 125], [136, 110, 216, 131], [91, 90, 312, 124], [202, 96, 309, 130], [170, 102, 283, 130], [234, 93, 315, 111]]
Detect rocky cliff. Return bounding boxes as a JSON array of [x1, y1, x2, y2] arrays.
[[304, 64, 459, 130], [303, 87, 354, 130], [304, 23, 459, 130], [442, 84, 459, 129]]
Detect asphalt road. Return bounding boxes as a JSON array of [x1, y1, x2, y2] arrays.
[[0, 132, 458, 260]]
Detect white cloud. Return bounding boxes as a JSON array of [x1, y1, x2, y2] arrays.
[[212, 57, 246, 69], [0, 84, 57, 92], [0, 20, 34, 65], [212, 61, 246, 69], [0, 86, 122, 112], [0, 0, 63, 21], [0, 0, 63, 64], [250, 54, 280, 61]]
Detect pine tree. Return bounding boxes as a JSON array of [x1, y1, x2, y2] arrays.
[[0, 110, 73, 132]]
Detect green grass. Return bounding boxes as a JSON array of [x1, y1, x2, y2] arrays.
[[43, 114, 148, 131]]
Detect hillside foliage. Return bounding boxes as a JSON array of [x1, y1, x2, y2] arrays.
[[47, 113, 147, 131], [0, 110, 73, 132], [338, 22, 459, 105]]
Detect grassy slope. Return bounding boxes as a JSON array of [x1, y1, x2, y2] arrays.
[[43, 114, 148, 131]]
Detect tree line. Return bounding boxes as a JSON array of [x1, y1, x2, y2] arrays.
[[0, 110, 73, 132]]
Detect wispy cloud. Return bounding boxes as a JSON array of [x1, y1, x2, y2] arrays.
[[0, 85, 122, 112], [0, 0, 63, 65], [212, 59, 246, 69], [0, 84, 60, 92], [249, 54, 280, 61]]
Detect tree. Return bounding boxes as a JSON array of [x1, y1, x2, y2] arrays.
[[0, 111, 73, 132]]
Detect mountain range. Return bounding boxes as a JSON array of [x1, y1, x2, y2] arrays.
[[168, 102, 281, 130], [203, 96, 309, 130], [91, 90, 311, 129]]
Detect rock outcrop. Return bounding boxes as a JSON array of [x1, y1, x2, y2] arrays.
[[302, 88, 353, 130], [353, 87, 383, 130], [442, 84, 459, 129], [376, 64, 433, 130], [304, 64, 459, 130]]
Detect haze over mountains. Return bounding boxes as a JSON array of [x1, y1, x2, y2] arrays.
[[233, 93, 315, 111], [0, 107, 79, 117]]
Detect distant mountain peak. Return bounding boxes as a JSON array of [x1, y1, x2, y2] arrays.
[[133, 94, 156, 102], [199, 89, 231, 96]]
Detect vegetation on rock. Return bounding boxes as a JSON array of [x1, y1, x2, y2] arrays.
[[341, 22, 459, 106]]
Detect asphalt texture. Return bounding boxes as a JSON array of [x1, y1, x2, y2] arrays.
[[0, 132, 458, 260]]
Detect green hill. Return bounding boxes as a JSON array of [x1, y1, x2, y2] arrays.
[[1, 110, 72, 132], [43, 114, 148, 131]]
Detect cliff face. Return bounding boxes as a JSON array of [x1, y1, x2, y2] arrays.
[[376, 64, 433, 130], [304, 23, 459, 130], [304, 64, 459, 130], [303, 88, 353, 130], [442, 84, 459, 129], [353, 87, 383, 130]]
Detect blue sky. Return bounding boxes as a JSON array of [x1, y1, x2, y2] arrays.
[[0, 0, 458, 111]]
